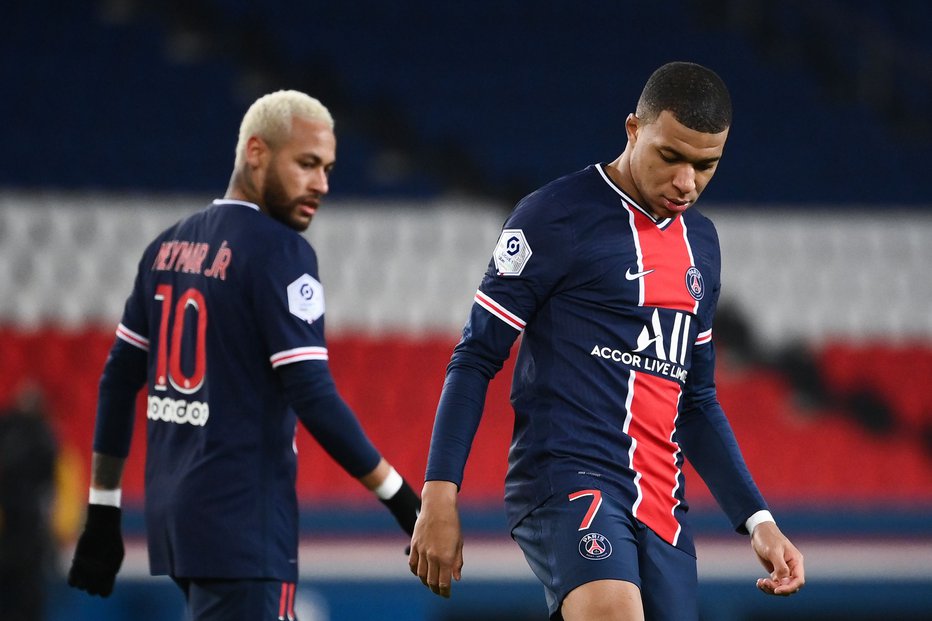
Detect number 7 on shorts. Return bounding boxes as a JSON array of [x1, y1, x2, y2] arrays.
[[568, 489, 603, 531]]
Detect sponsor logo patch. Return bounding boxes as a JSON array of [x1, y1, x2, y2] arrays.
[[493, 229, 532, 276], [685, 266, 704, 301], [578, 532, 613, 561], [147, 395, 209, 426], [287, 274, 325, 323]]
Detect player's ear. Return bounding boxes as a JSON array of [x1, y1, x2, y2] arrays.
[[244, 135, 270, 170], [625, 114, 640, 144]]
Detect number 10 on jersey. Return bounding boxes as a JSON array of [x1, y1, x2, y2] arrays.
[[154, 284, 208, 394]]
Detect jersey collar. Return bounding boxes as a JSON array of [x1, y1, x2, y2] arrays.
[[212, 198, 260, 211], [594, 163, 674, 229]]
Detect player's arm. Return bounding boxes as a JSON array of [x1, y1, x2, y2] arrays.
[[69, 336, 147, 597], [410, 306, 520, 598], [410, 366, 489, 599], [678, 336, 804, 595], [678, 337, 766, 530], [412, 196, 571, 597], [277, 361, 420, 536]]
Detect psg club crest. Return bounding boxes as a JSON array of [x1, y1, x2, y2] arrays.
[[685, 266, 704, 301], [578, 532, 613, 561]]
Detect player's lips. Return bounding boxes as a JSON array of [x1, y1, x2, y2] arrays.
[[298, 202, 319, 217], [662, 198, 691, 213]]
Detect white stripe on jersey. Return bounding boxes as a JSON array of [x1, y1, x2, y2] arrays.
[[695, 329, 712, 346], [474, 290, 526, 331], [679, 314, 691, 365], [622, 371, 643, 517], [623, 202, 647, 307], [116, 323, 149, 351], [270, 346, 329, 368], [668, 391, 685, 547]]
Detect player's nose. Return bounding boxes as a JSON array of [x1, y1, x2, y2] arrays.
[[310, 167, 329, 195], [671, 165, 696, 195]]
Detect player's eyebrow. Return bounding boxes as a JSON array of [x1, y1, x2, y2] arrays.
[[299, 153, 336, 168], [658, 146, 721, 167]]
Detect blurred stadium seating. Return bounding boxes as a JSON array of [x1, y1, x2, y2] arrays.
[[2, 1, 930, 619], [2, 0, 929, 203], [2, 198, 931, 510]]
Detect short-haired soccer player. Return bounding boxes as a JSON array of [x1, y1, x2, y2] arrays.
[[409, 62, 805, 620]]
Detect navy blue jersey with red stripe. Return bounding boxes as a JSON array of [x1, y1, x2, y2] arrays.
[[114, 200, 332, 580], [426, 164, 766, 554]]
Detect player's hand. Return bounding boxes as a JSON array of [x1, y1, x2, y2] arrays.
[[408, 481, 463, 599], [379, 477, 421, 537], [68, 504, 125, 597], [750, 521, 805, 596]]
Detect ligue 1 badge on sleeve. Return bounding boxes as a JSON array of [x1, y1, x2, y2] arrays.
[[493, 228, 532, 276], [287, 274, 325, 323]]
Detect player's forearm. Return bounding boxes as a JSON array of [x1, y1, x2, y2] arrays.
[[678, 403, 767, 532], [423, 367, 491, 488], [90, 452, 126, 491], [94, 337, 147, 457], [421, 480, 459, 506], [358, 458, 392, 491], [360, 458, 422, 536], [277, 361, 381, 477]]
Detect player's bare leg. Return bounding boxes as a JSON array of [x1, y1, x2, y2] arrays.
[[561, 579, 644, 621]]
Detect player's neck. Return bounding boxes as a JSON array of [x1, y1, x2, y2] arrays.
[[603, 156, 650, 215], [225, 170, 261, 207]]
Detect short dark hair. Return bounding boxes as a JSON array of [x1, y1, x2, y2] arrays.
[[635, 62, 732, 133]]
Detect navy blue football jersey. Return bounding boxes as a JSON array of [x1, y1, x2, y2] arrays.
[[427, 165, 765, 554], [114, 200, 331, 580]]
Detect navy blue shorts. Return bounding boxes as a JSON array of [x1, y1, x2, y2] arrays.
[[173, 578, 298, 621], [511, 488, 698, 621]]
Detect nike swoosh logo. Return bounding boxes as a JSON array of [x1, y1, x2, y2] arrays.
[[625, 267, 655, 280]]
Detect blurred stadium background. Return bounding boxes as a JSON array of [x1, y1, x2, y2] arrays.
[[1, 0, 931, 619]]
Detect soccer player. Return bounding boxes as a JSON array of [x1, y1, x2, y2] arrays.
[[408, 62, 805, 620], [67, 90, 421, 620]]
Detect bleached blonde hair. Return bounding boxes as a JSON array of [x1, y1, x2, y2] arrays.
[[234, 90, 334, 168]]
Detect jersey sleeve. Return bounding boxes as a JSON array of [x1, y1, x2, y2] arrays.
[[472, 190, 576, 337], [277, 361, 381, 478], [249, 237, 330, 370], [94, 251, 153, 457], [424, 193, 575, 486], [678, 282, 768, 534]]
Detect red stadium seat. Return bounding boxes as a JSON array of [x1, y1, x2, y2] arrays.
[[3, 328, 930, 509]]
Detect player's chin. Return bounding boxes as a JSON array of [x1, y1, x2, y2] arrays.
[[288, 213, 313, 232]]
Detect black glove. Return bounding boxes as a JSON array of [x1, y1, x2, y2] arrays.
[[380, 478, 421, 536], [68, 504, 125, 597]]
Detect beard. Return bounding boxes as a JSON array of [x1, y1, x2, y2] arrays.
[[262, 165, 315, 232]]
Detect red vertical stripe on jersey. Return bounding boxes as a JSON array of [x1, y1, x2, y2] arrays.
[[630, 209, 696, 313], [627, 371, 683, 545]]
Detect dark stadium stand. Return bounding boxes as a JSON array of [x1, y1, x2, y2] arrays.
[[1, 0, 929, 202]]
